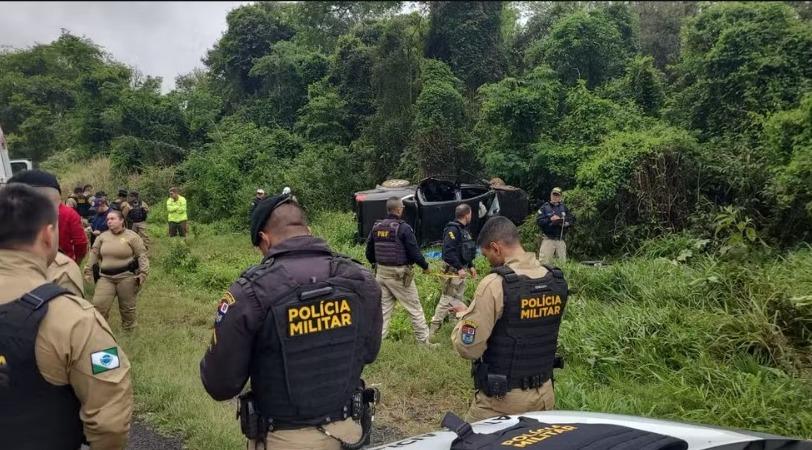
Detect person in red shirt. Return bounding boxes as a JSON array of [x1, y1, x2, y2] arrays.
[[58, 202, 88, 263], [6, 169, 88, 263]]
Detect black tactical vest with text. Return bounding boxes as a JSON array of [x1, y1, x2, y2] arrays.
[[372, 218, 409, 266], [0, 283, 84, 450], [247, 253, 371, 426], [480, 265, 568, 391]]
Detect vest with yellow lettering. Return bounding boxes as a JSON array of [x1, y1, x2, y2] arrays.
[[0, 284, 84, 450], [371, 218, 409, 266], [479, 265, 568, 392], [245, 252, 370, 426]]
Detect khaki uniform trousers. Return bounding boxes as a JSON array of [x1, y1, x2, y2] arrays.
[[92, 275, 140, 331], [376, 264, 430, 343], [430, 275, 467, 332], [467, 380, 555, 422], [539, 237, 566, 265], [247, 418, 361, 450], [132, 221, 150, 250]]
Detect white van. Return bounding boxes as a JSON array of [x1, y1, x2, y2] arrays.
[[0, 125, 13, 184], [0, 125, 33, 184]]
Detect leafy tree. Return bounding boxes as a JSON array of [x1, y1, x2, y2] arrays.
[[600, 56, 666, 116], [425, 1, 506, 91], [327, 34, 376, 137], [247, 41, 329, 127], [528, 10, 627, 88], [205, 3, 296, 104], [476, 65, 562, 193], [412, 59, 469, 178], [632, 1, 697, 71], [668, 2, 812, 137], [295, 83, 351, 145]]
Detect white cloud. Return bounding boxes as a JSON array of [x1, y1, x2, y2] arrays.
[[0, 1, 246, 92]]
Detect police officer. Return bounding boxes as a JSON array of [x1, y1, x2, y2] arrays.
[[127, 191, 150, 249], [429, 204, 477, 339], [8, 170, 85, 298], [84, 209, 149, 331], [537, 187, 575, 264], [0, 183, 133, 450], [365, 196, 434, 346], [200, 194, 382, 450], [250, 188, 267, 216], [450, 216, 568, 421], [110, 188, 131, 222]]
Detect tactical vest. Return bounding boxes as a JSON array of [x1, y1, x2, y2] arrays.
[[246, 252, 370, 426], [110, 199, 123, 212], [129, 200, 147, 223], [447, 221, 476, 265], [372, 218, 409, 266], [478, 265, 568, 392], [442, 413, 688, 450], [75, 195, 91, 218], [0, 283, 85, 450]]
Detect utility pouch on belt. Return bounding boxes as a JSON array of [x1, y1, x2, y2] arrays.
[[92, 263, 101, 283], [238, 392, 269, 441], [441, 412, 689, 450], [473, 360, 508, 398]]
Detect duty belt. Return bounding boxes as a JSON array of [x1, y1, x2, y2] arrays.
[[99, 259, 139, 276], [269, 401, 353, 430]]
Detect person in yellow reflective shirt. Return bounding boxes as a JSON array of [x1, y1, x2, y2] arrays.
[[166, 187, 188, 237]]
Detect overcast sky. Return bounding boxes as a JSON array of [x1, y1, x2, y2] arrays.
[[0, 1, 247, 92]]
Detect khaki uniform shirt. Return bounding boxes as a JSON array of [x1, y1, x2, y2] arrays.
[[85, 229, 149, 279], [452, 251, 548, 359], [47, 251, 85, 297], [0, 250, 133, 450]]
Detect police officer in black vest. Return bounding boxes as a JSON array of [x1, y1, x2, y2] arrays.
[[200, 194, 383, 450], [450, 216, 568, 421], [429, 204, 477, 339], [365, 197, 434, 346]]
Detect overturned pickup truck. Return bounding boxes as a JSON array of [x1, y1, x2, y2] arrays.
[[353, 177, 529, 246]]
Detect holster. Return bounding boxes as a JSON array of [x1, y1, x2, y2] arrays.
[[238, 392, 269, 441], [92, 264, 100, 283], [403, 266, 414, 287], [472, 360, 508, 399], [329, 386, 380, 450]]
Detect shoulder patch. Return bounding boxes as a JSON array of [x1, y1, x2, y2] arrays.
[[460, 320, 477, 345], [91, 347, 120, 374], [448, 231, 456, 240]]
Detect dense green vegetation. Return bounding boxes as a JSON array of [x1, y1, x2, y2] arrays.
[[4, 1, 811, 446], [3, 1, 810, 256]]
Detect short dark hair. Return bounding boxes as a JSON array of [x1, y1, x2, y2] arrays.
[[83, 184, 93, 190], [74, 186, 84, 194], [0, 184, 58, 249], [476, 216, 520, 247], [107, 209, 126, 221], [455, 203, 472, 219], [386, 197, 404, 213]]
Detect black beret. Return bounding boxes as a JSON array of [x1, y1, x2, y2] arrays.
[[118, 188, 128, 197], [250, 193, 293, 246], [7, 169, 61, 194]]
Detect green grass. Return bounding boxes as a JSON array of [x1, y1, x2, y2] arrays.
[[99, 212, 812, 449]]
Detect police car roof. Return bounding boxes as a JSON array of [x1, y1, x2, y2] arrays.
[[368, 411, 810, 450]]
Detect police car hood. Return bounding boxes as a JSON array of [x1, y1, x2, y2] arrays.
[[369, 411, 811, 450]]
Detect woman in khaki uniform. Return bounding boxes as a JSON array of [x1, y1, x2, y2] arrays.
[[84, 209, 149, 331]]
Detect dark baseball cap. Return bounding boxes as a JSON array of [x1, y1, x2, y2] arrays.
[[7, 169, 61, 194], [250, 193, 294, 246]]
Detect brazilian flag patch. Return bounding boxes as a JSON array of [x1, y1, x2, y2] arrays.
[[91, 347, 120, 374]]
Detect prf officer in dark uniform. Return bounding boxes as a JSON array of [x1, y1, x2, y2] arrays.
[[450, 217, 568, 421], [200, 194, 383, 450], [429, 204, 477, 338], [365, 197, 433, 345]]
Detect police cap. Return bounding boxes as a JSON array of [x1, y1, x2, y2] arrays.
[[250, 193, 294, 246], [7, 169, 61, 194]]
